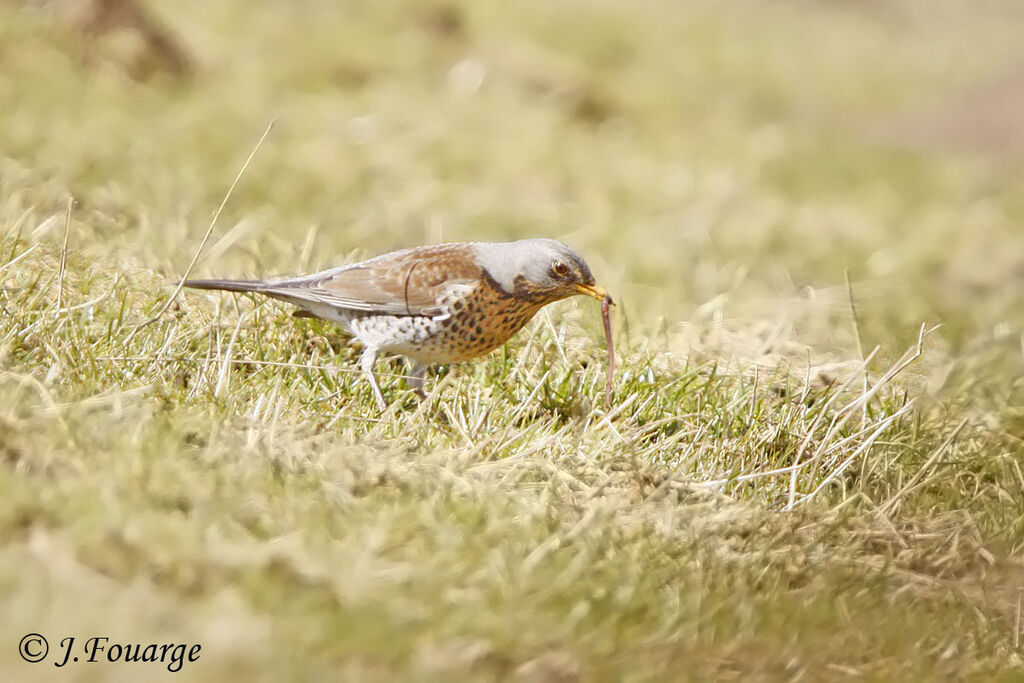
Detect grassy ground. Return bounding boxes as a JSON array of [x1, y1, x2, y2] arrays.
[[2, 0, 1024, 679]]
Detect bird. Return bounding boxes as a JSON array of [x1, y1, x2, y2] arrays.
[[183, 239, 609, 410]]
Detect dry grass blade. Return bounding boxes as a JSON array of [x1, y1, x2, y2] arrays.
[[125, 118, 276, 343], [0, 243, 39, 275], [878, 417, 969, 516], [799, 400, 916, 506], [846, 268, 869, 428], [55, 197, 72, 311]]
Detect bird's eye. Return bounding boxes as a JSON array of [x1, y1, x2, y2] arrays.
[[551, 260, 570, 278]]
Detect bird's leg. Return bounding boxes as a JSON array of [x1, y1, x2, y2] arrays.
[[359, 347, 386, 411], [407, 362, 429, 400]]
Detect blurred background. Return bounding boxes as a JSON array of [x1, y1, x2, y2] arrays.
[[3, 2, 1024, 678], [3, 0, 1024, 368]]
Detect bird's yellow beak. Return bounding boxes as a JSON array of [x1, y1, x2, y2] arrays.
[[574, 283, 612, 304]]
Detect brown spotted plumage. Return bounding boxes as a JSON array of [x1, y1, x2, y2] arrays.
[[184, 239, 608, 410]]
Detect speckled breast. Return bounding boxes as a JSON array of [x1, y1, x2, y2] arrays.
[[364, 284, 545, 364]]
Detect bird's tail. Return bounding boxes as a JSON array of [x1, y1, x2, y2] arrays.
[[182, 278, 268, 294]]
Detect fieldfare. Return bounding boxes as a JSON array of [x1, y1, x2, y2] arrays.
[[184, 239, 609, 409]]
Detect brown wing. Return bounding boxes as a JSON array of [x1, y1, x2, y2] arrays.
[[258, 243, 482, 317]]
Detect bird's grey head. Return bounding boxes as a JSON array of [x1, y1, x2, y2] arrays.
[[472, 239, 605, 303]]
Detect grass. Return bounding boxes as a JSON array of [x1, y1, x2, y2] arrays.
[[2, 0, 1024, 679]]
